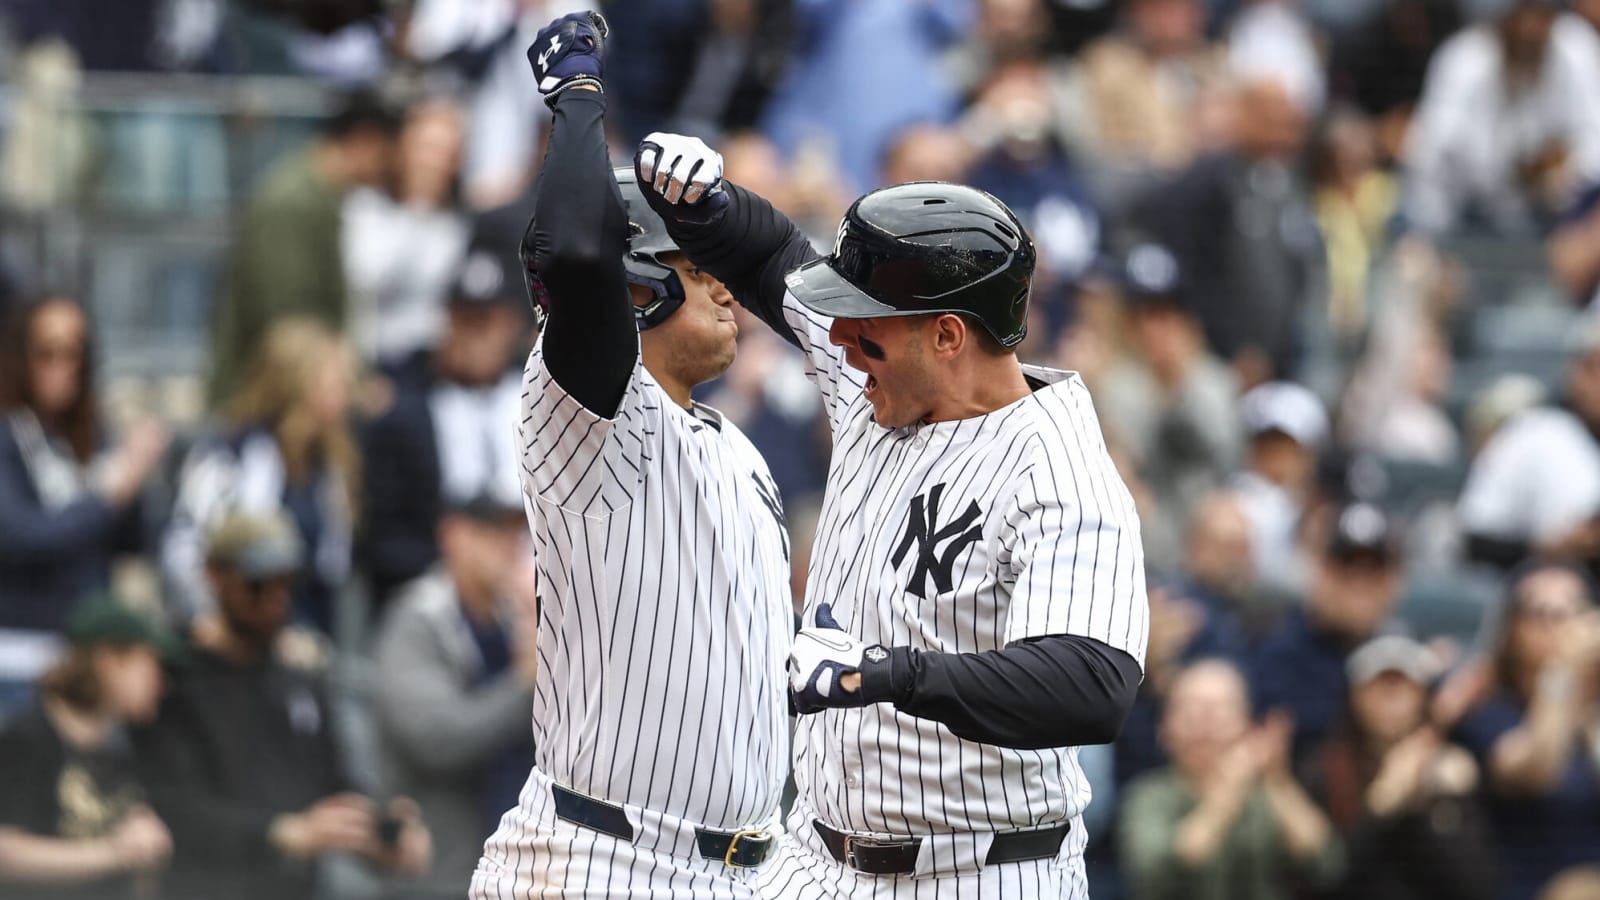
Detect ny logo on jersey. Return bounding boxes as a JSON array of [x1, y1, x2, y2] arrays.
[[890, 482, 983, 599]]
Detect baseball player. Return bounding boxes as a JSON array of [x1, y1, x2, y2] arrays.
[[469, 14, 793, 898], [635, 134, 1150, 898]]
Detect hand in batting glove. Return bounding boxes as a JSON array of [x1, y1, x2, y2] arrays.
[[789, 604, 875, 714], [527, 11, 609, 104], [634, 133, 730, 225]]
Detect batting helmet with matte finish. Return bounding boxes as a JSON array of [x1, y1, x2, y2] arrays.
[[783, 182, 1036, 347], [521, 167, 686, 330], [615, 166, 685, 330]]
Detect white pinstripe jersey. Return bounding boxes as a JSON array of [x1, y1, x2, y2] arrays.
[[780, 291, 1150, 839], [510, 335, 794, 831]]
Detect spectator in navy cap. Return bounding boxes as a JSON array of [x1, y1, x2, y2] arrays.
[[1251, 502, 1407, 769], [360, 225, 531, 605], [1099, 242, 1241, 575]]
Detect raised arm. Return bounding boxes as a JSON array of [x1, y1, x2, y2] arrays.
[[632, 134, 819, 347], [521, 12, 634, 417], [634, 134, 867, 429]]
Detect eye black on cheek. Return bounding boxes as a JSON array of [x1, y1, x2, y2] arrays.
[[858, 336, 886, 360]]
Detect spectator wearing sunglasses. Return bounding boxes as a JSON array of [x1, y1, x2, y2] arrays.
[[134, 509, 431, 900]]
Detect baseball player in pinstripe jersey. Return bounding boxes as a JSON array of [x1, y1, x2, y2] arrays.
[[635, 134, 1150, 898], [469, 14, 793, 898]]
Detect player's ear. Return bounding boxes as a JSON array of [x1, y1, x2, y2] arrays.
[[930, 313, 967, 360]]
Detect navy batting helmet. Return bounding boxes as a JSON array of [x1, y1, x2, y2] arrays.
[[615, 166, 686, 330], [782, 182, 1036, 348], [522, 167, 687, 330]]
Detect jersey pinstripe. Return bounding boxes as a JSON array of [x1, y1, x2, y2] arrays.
[[778, 291, 1150, 842], [490, 335, 792, 837]]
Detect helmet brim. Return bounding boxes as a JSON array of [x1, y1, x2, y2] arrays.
[[783, 256, 930, 322]]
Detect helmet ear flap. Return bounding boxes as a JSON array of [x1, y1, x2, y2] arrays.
[[628, 266, 686, 330]]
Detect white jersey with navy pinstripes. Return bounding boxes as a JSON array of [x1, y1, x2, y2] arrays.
[[491, 334, 792, 830], [763, 291, 1149, 894]]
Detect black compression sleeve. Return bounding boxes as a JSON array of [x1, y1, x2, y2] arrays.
[[529, 90, 635, 417], [662, 184, 820, 348], [856, 634, 1142, 750]]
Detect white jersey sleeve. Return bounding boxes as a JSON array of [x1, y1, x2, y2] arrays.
[[1001, 379, 1149, 665], [516, 334, 653, 516], [776, 290, 868, 436]]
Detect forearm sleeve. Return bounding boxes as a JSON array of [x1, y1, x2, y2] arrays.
[[529, 89, 635, 416], [857, 634, 1142, 750], [662, 184, 820, 348]]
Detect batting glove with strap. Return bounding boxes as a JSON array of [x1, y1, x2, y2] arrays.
[[527, 11, 609, 106], [789, 604, 888, 714], [634, 132, 730, 225]]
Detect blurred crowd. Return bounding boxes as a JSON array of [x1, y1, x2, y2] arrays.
[[5, 0, 1600, 899]]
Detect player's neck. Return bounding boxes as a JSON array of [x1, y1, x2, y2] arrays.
[[651, 366, 695, 410], [924, 356, 1031, 423]]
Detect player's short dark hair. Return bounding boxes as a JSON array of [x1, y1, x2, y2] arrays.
[[321, 89, 404, 139], [965, 315, 1012, 357]]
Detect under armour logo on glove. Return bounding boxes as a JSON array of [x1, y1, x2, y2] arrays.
[[788, 604, 869, 714], [527, 11, 609, 95]]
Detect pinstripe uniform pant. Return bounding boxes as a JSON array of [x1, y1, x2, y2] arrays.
[[754, 800, 1089, 900], [470, 768, 777, 899]]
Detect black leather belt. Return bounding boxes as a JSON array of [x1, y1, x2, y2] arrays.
[[813, 820, 1070, 876], [551, 784, 774, 868]]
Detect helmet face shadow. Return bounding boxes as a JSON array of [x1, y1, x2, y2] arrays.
[[785, 182, 1036, 348]]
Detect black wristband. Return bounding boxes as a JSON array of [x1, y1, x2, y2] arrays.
[[857, 645, 916, 705]]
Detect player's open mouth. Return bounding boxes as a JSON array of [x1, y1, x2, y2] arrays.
[[865, 374, 879, 397]]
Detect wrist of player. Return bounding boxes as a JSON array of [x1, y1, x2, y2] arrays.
[[855, 645, 916, 705]]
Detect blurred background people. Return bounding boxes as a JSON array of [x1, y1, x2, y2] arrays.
[[1309, 635, 1496, 900], [342, 92, 472, 367], [1251, 503, 1407, 766], [1130, 75, 1325, 384], [1119, 659, 1343, 900], [1232, 380, 1329, 599], [1061, 0, 1229, 205], [1097, 242, 1242, 574], [373, 495, 537, 900], [1458, 322, 1600, 573], [136, 509, 430, 900], [1453, 561, 1600, 900], [759, 0, 967, 194], [359, 229, 528, 605], [209, 90, 401, 405], [0, 599, 178, 900], [0, 296, 168, 720], [1403, 0, 1600, 236], [164, 318, 359, 635]]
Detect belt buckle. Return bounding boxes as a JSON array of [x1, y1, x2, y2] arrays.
[[841, 834, 896, 870], [723, 829, 772, 868]]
